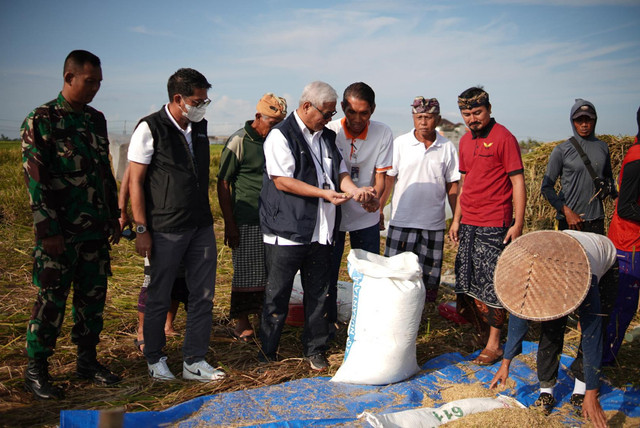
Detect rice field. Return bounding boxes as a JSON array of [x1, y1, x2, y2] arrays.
[[0, 136, 638, 427]]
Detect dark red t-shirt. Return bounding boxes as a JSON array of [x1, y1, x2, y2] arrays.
[[459, 120, 524, 227]]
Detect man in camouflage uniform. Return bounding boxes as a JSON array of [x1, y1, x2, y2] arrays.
[[21, 50, 121, 399]]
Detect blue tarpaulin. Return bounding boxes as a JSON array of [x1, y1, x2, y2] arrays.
[[60, 342, 640, 427]]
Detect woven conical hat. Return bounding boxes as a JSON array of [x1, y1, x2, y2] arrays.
[[494, 230, 591, 321]]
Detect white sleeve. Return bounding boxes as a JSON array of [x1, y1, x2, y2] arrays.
[[387, 136, 400, 177], [338, 158, 349, 175], [563, 231, 617, 281], [375, 125, 394, 171], [263, 129, 295, 178], [127, 121, 154, 165], [445, 142, 461, 183]]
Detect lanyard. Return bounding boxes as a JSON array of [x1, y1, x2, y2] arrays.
[[308, 137, 329, 184]]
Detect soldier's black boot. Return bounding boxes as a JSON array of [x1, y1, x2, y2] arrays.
[[76, 346, 121, 386], [24, 358, 64, 400]]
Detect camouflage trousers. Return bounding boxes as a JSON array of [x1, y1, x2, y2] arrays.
[[26, 239, 111, 359]]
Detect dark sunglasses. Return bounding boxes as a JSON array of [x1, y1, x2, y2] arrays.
[[312, 104, 337, 120]]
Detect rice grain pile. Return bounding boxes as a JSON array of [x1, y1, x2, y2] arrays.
[[442, 407, 565, 427], [439, 383, 496, 402]]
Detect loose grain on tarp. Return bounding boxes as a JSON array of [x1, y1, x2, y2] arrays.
[[442, 407, 565, 427], [438, 382, 497, 402]]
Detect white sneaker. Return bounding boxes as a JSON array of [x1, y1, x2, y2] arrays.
[[147, 356, 176, 381], [183, 360, 226, 382]]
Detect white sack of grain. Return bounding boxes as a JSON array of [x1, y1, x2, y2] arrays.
[[331, 249, 425, 385], [360, 395, 524, 427]]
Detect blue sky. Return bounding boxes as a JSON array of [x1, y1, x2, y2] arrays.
[[1, 0, 639, 142]]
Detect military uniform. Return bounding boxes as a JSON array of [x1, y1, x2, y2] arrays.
[[21, 92, 119, 359]]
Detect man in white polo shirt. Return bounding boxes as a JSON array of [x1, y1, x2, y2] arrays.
[[381, 97, 460, 303], [326, 82, 393, 326]]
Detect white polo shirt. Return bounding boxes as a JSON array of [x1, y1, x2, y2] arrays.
[[326, 118, 393, 232], [263, 111, 348, 246], [128, 104, 193, 164], [388, 130, 460, 230], [563, 230, 616, 282]]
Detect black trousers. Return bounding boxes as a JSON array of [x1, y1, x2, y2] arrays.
[[259, 243, 332, 359], [537, 218, 618, 387]]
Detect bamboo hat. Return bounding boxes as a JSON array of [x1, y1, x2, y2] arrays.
[[494, 230, 591, 321]]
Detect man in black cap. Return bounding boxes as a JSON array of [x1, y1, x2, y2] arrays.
[[538, 98, 618, 412], [541, 98, 617, 233]]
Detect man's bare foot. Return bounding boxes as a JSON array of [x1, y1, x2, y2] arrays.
[[233, 328, 254, 342]]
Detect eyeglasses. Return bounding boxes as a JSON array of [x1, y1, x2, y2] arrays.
[[312, 104, 337, 120], [183, 96, 211, 109]]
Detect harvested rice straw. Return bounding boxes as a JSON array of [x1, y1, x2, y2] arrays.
[[516, 352, 537, 371], [421, 394, 436, 408], [491, 377, 517, 392], [439, 382, 496, 402], [453, 362, 480, 381], [442, 407, 565, 427], [602, 410, 640, 427]]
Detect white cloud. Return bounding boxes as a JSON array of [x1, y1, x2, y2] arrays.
[[128, 25, 176, 38]]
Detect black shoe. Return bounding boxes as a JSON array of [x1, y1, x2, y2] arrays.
[[570, 393, 585, 417], [307, 353, 328, 371], [24, 359, 64, 400], [532, 392, 555, 415], [76, 359, 121, 386]]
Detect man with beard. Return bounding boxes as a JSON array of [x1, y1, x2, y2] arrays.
[[448, 87, 526, 366]]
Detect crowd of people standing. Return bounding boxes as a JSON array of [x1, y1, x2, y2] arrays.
[[19, 50, 639, 427]]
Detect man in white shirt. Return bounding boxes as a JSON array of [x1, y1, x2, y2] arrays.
[[325, 82, 392, 326], [380, 97, 460, 303], [127, 68, 224, 382], [258, 81, 377, 371]]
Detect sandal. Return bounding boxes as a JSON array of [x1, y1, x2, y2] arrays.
[[472, 347, 503, 366], [232, 331, 253, 343], [133, 339, 145, 353]]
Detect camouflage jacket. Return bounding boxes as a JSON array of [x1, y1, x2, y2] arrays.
[[21, 93, 119, 242]]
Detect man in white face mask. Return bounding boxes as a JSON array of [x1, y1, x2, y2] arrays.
[[127, 68, 224, 382]]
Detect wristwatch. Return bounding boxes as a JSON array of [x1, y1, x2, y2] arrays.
[[135, 224, 147, 234]]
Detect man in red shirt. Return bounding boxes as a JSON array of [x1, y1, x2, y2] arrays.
[[448, 87, 526, 365]]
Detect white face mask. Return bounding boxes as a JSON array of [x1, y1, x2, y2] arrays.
[[182, 102, 207, 123]]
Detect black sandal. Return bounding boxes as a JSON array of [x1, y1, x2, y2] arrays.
[[133, 339, 145, 353]]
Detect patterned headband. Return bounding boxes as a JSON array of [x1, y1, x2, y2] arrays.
[[412, 96, 440, 114], [457, 91, 489, 110]]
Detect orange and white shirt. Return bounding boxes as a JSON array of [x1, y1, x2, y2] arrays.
[[327, 118, 393, 231]]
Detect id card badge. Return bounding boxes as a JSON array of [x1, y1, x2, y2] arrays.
[[350, 165, 360, 183], [322, 182, 331, 203]]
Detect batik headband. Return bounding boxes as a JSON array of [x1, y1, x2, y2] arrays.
[[411, 97, 440, 114], [457, 91, 489, 110]]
